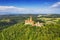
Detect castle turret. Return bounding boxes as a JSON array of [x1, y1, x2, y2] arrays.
[[30, 16, 32, 21]]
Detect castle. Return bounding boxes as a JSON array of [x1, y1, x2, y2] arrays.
[[25, 16, 34, 26], [25, 16, 43, 27]]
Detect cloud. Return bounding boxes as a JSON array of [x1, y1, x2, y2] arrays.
[[51, 2, 60, 8], [0, 6, 27, 13], [0, 6, 41, 14], [0, 6, 60, 14]]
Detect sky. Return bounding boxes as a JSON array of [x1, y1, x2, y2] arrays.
[[0, 0, 60, 14]]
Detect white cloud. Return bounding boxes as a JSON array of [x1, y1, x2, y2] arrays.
[[0, 6, 27, 13], [0, 6, 41, 14], [0, 6, 60, 14], [51, 2, 60, 8]]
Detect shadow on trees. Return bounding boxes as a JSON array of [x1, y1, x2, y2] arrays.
[[0, 20, 17, 32]]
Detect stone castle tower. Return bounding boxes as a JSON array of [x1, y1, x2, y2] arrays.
[[25, 16, 34, 26]]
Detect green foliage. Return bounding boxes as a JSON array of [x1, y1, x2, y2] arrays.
[[0, 22, 60, 40]]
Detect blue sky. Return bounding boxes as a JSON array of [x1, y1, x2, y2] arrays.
[[0, 0, 60, 14]]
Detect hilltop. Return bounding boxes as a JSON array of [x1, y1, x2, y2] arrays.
[[0, 21, 60, 40]]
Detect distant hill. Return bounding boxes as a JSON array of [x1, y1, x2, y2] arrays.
[[0, 14, 60, 18], [38, 14, 60, 18]]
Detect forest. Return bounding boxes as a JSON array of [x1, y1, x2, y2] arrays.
[[0, 14, 60, 40]]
